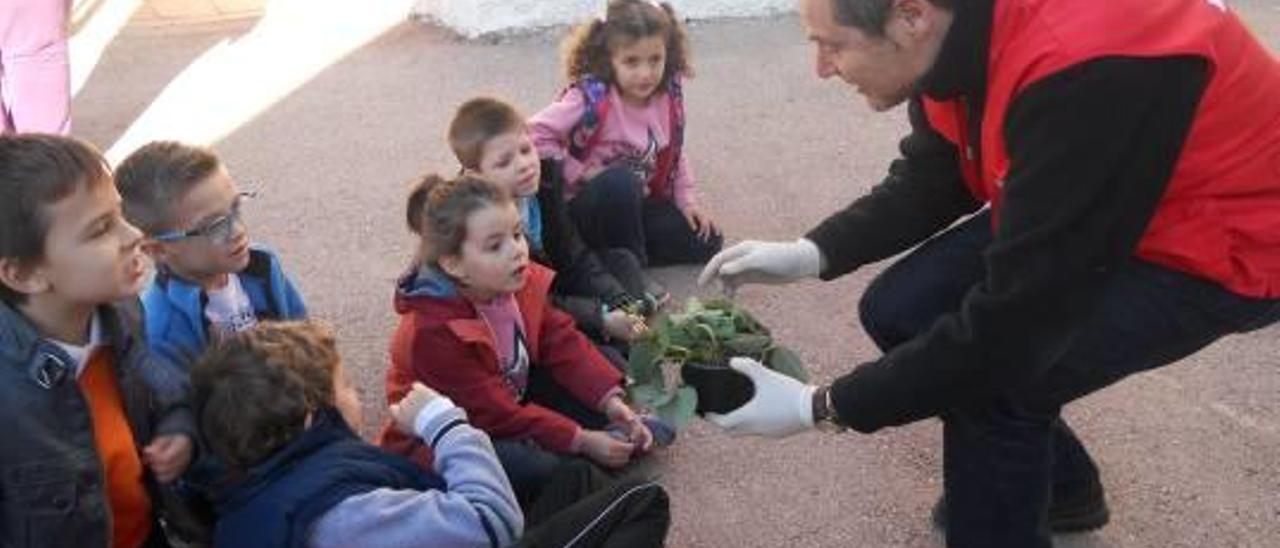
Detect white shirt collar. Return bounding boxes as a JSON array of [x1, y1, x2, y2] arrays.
[[49, 312, 105, 378]]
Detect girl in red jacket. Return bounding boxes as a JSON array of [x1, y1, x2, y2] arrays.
[[379, 173, 657, 502]]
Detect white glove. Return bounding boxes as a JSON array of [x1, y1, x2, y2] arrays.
[[698, 239, 823, 291], [706, 357, 816, 438]]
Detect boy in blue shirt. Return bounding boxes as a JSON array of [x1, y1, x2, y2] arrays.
[[115, 141, 306, 369]]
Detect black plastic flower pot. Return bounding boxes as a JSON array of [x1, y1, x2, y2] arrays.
[[680, 360, 755, 416]]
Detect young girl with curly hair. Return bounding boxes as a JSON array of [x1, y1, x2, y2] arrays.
[[530, 0, 723, 267]]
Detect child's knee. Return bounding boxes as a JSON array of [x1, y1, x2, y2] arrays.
[[590, 167, 644, 205]]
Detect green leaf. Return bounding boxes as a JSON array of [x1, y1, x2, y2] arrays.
[[723, 334, 772, 358], [684, 297, 706, 314], [731, 308, 769, 336], [665, 344, 691, 362], [628, 383, 674, 410], [627, 337, 664, 385], [655, 386, 698, 431], [702, 298, 735, 312], [665, 320, 701, 349], [765, 346, 811, 383], [705, 315, 739, 341], [694, 323, 719, 347]]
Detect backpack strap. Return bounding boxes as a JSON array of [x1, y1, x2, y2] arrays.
[[567, 75, 613, 161], [646, 76, 685, 201]]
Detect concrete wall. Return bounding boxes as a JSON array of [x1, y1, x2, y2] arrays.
[[413, 0, 794, 38]]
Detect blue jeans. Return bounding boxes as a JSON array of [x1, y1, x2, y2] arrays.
[[858, 210, 1280, 547]]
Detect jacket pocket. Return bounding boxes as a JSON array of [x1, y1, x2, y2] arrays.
[[1, 461, 83, 548]]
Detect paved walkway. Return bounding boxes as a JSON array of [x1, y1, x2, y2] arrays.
[[71, 2, 1280, 546]]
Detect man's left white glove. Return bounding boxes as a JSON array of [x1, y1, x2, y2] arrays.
[[706, 357, 816, 438]]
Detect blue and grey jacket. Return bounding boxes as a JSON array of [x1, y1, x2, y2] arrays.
[[141, 244, 307, 370], [214, 406, 522, 548]]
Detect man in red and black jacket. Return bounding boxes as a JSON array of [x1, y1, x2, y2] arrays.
[[699, 0, 1280, 546]]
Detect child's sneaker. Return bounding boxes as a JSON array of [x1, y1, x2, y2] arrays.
[[642, 276, 670, 313], [606, 414, 677, 448], [640, 414, 676, 448]]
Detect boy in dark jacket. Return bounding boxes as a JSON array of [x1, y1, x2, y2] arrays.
[[447, 97, 667, 356], [199, 320, 670, 548], [193, 321, 522, 548], [0, 134, 197, 547]]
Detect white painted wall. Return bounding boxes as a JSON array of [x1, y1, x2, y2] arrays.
[[413, 0, 795, 38]]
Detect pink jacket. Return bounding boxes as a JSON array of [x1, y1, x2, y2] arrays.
[[530, 84, 697, 209]]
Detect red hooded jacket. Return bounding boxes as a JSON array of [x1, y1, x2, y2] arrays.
[[377, 263, 622, 467]]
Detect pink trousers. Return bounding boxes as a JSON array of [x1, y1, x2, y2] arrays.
[[0, 0, 71, 135]]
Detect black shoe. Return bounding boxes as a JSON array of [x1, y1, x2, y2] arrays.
[[931, 480, 1110, 533]]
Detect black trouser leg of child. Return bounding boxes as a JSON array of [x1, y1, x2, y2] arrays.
[[641, 198, 722, 267], [569, 167, 647, 263], [519, 459, 671, 548], [569, 166, 722, 267], [597, 248, 647, 298], [494, 368, 615, 507]]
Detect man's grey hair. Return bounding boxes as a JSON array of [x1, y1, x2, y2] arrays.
[[831, 0, 954, 36]]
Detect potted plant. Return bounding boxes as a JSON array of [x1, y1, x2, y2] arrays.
[[625, 298, 809, 430]]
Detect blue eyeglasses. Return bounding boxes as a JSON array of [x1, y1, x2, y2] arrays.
[[152, 191, 255, 245]]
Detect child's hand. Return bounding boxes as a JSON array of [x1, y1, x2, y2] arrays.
[[681, 206, 718, 241], [603, 309, 647, 342], [143, 434, 193, 484], [603, 397, 654, 452], [578, 430, 635, 468], [390, 382, 443, 437]]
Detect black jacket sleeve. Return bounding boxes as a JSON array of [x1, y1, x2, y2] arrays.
[[806, 98, 983, 279], [539, 160, 632, 306], [552, 294, 606, 338], [830, 56, 1210, 433]]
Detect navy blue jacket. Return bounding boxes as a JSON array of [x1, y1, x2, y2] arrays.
[[212, 408, 444, 548]]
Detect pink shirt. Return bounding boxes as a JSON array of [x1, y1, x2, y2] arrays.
[[473, 294, 530, 399], [529, 84, 697, 209]]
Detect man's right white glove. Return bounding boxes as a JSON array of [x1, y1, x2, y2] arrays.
[[698, 238, 823, 291], [706, 358, 816, 439]]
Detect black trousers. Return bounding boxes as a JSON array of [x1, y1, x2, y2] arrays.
[[859, 211, 1280, 547], [568, 166, 722, 267], [518, 460, 670, 548]]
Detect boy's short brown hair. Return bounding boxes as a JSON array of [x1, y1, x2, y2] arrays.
[[192, 321, 342, 471], [0, 134, 111, 304], [447, 97, 525, 170], [115, 141, 222, 235]]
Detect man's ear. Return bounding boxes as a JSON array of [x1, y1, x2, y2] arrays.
[[438, 254, 468, 283], [892, 0, 941, 40], [0, 257, 50, 298]]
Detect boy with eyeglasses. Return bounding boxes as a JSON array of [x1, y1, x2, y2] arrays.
[[115, 141, 307, 371]]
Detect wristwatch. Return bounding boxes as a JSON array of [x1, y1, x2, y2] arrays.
[[811, 385, 848, 433]]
